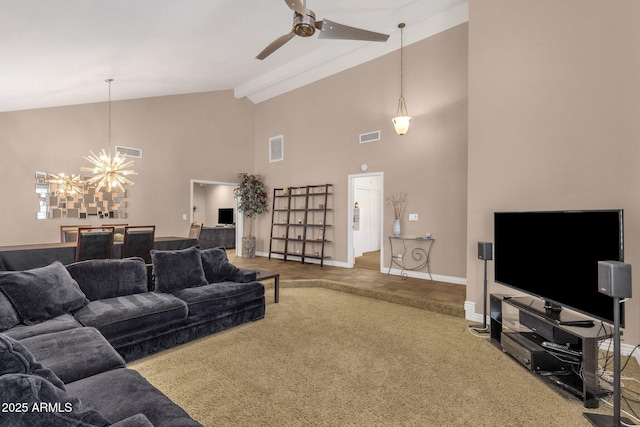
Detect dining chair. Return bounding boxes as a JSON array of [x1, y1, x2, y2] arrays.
[[60, 225, 83, 243], [122, 225, 156, 264], [75, 226, 115, 262], [103, 223, 128, 242], [188, 222, 203, 240]]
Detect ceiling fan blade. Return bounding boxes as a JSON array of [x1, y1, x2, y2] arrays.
[[283, 0, 307, 17], [317, 19, 389, 42], [256, 31, 296, 60]]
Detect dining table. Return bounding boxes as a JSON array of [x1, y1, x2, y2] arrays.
[[0, 236, 197, 271]]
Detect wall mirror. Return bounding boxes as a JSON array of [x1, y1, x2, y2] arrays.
[[35, 171, 128, 220]]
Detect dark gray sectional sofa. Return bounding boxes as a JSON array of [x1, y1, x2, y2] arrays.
[[0, 246, 266, 426]]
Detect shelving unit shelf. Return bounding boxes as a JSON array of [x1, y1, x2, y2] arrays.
[[269, 184, 333, 266]]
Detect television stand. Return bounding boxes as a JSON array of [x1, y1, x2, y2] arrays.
[[490, 294, 613, 408]]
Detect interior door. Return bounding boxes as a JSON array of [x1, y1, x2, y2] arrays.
[[354, 177, 382, 254]]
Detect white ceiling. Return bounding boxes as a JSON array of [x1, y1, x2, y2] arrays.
[[0, 0, 468, 113]]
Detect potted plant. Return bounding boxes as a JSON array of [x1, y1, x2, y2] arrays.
[[234, 172, 269, 258]]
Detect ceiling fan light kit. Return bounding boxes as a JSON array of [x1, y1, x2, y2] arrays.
[[256, 0, 389, 60]]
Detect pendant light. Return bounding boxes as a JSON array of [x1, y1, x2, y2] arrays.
[[81, 79, 136, 193], [48, 172, 84, 197], [392, 23, 411, 136]]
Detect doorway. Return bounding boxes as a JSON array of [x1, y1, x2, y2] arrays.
[[190, 179, 242, 252], [347, 173, 383, 270]]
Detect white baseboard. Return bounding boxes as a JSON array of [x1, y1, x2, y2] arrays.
[[256, 252, 467, 284], [255, 251, 350, 268], [383, 268, 467, 285]]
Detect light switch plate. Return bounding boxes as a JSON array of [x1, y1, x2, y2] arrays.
[[409, 213, 418, 221]]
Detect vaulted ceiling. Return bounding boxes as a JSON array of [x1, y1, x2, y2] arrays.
[[1, 0, 467, 112]]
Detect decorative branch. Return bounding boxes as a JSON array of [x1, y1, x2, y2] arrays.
[[386, 192, 407, 220]]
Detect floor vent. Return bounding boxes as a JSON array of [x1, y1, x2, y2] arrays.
[[269, 135, 284, 162], [359, 131, 381, 144], [116, 146, 143, 159]]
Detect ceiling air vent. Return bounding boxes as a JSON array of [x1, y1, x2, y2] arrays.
[[269, 135, 284, 163], [359, 130, 381, 144], [116, 146, 143, 159]]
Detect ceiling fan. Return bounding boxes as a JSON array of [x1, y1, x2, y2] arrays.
[[256, 0, 390, 60]]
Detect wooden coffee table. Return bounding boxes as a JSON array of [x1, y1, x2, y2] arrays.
[[255, 270, 280, 303]]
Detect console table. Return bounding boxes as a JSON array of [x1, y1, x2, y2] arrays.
[[0, 237, 197, 271], [199, 227, 236, 249], [490, 294, 613, 408], [388, 236, 435, 280]]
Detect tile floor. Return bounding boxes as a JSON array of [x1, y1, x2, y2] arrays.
[[228, 250, 467, 307]]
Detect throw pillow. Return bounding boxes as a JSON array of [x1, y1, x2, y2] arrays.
[[0, 291, 20, 331], [151, 246, 208, 293], [0, 333, 67, 390], [66, 258, 148, 301], [0, 261, 89, 325], [200, 246, 239, 283], [0, 374, 110, 427]]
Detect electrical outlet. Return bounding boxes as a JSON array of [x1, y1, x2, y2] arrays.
[[182, 214, 188, 220], [409, 213, 419, 221]]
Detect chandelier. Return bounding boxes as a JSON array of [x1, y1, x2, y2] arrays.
[[81, 79, 136, 193], [392, 23, 412, 136], [48, 173, 84, 197]]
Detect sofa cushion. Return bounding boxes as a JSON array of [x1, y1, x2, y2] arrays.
[[0, 373, 110, 426], [0, 290, 20, 331], [0, 261, 89, 325], [151, 246, 208, 293], [171, 281, 265, 319], [73, 293, 188, 340], [66, 258, 148, 301], [0, 332, 66, 390], [200, 246, 239, 283], [110, 414, 155, 427], [3, 313, 83, 341], [20, 327, 126, 384], [66, 368, 203, 427]]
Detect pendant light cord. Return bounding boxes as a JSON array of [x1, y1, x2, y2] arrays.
[[399, 23, 405, 98], [106, 78, 113, 152]]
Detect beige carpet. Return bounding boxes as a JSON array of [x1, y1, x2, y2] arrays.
[[128, 287, 618, 426]]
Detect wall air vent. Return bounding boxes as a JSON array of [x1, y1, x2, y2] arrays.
[[116, 146, 143, 159], [269, 135, 284, 163], [359, 131, 381, 144]]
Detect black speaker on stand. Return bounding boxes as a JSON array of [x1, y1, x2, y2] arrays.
[[585, 261, 632, 427], [471, 242, 492, 333]]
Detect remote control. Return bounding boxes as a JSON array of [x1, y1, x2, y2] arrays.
[[557, 320, 595, 328]]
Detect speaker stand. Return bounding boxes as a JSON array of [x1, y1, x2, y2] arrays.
[[584, 297, 628, 427], [470, 258, 490, 334]]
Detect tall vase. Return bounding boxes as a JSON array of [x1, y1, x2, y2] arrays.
[[393, 220, 401, 237], [242, 236, 256, 259]]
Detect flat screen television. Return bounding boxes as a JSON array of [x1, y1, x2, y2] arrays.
[[494, 209, 624, 326], [218, 208, 234, 225]]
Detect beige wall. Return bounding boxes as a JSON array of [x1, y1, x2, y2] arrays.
[[0, 90, 254, 245], [468, 1, 640, 342], [0, 24, 469, 282], [253, 24, 468, 279]]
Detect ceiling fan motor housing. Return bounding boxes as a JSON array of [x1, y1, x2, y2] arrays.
[[293, 10, 316, 37]]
